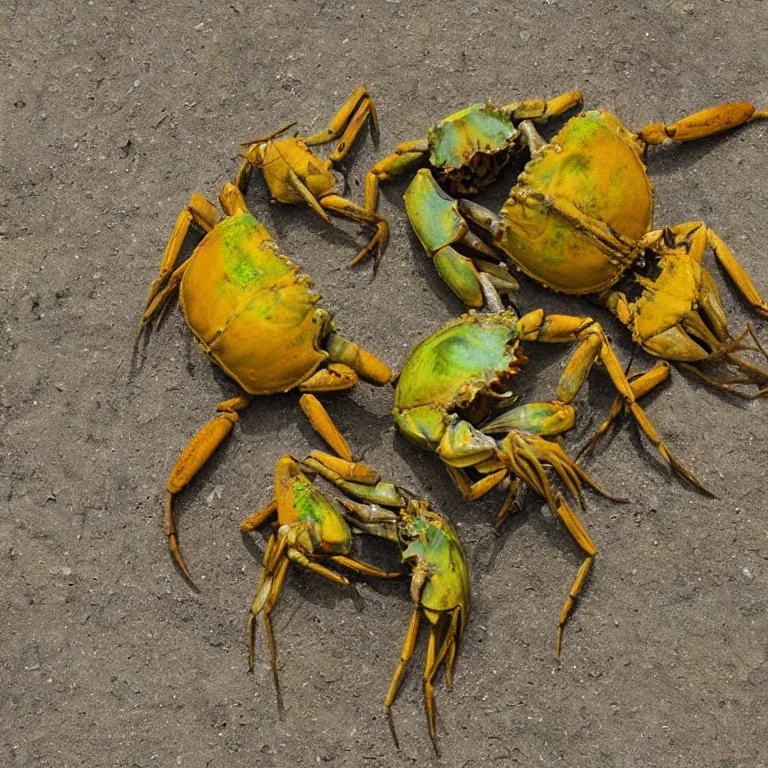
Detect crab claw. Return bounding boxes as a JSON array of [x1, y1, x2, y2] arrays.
[[404, 169, 519, 309]]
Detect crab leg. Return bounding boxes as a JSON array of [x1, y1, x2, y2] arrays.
[[501, 90, 583, 122], [551, 494, 598, 659], [490, 414, 625, 496], [240, 498, 278, 533], [248, 548, 290, 710], [299, 355, 388, 398], [219, 182, 249, 216], [303, 86, 379, 151], [285, 546, 352, 583], [284, 168, 332, 222], [324, 332, 393, 385], [704, 227, 768, 318], [429, 607, 461, 690], [318, 194, 390, 267], [385, 604, 421, 749], [637, 101, 767, 146], [365, 138, 430, 213], [422, 617, 441, 753], [248, 524, 352, 710], [299, 363, 360, 392], [142, 193, 220, 313], [306, 460, 405, 507], [325, 100, 379, 162], [497, 430, 614, 517], [578, 362, 671, 460], [421, 607, 462, 755], [326, 554, 401, 579], [445, 466, 509, 502], [165, 393, 252, 584], [495, 477, 523, 529], [516, 309, 711, 494], [138, 260, 190, 336], [306, 450, 380, 485], [298, 394, 353, 462]]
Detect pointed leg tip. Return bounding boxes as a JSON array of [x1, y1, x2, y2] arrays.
[[346, 246, 371, 268], [168, 542, 197, 588], [676, 464, 716, 499], [180, 567, 200, 592], [387, 707, 400, 750], [177, 564, 199, 592]]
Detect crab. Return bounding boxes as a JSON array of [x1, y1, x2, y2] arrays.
[[392, 293, 707, 657], [364, 90, 584, 204], [242, 395, 469, 753], [403, 99, 768, 396], [236, 86, 389, 266], [137, 183, 392, 585]]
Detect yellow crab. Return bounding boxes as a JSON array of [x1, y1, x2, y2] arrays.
[[236, 86, 389, 266]]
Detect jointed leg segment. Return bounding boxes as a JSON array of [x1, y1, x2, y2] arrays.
[[304, 86, 380, 153], [516, 309, 709, 493], [551, 493, 598, 658], [165, 394, 252, 584], [140, 193, 219, 329], [637, 101, 767, 146]]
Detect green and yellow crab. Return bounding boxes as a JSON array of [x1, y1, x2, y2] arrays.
[[242, 396, 469, 752], [393, 297, 706, 657]]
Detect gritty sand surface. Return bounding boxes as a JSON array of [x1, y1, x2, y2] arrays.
[[3, 1, 768, 765]]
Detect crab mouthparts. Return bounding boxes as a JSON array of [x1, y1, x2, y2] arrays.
[[445, 152, 512, 195], [490, 349, 529, 394]]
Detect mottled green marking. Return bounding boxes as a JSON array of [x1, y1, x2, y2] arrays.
[[562, 110, 604, 146], [218, 213, 292, 289], [395, 314, 519, 410], [559, 153, 591, 178], [429, 104, 518, 169], [293, 477, 330, 524]]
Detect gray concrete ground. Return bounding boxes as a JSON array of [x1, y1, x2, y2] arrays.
[[2, 1, 768, 765]]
